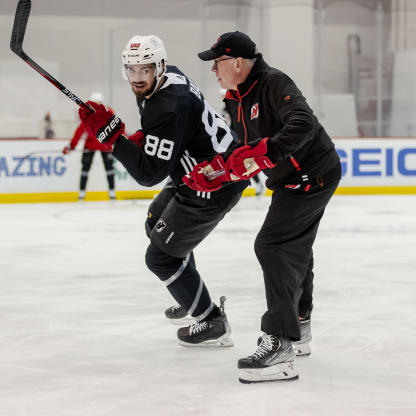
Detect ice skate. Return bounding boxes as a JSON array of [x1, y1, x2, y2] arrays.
[[78, 190, 86, 200], [293, 317, 312, 357], [164, 304, 194, 326], [238, 335, 298, 383], [177, 296, 233, 347], [109, 189, 116, 200]]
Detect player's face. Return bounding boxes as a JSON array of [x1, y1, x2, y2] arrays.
[[211, 56, 237, 90], [125, 64, 157, 98]]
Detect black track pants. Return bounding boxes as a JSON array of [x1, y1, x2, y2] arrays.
[[80, 150, 115, 191], [255, 177, 340, 341]]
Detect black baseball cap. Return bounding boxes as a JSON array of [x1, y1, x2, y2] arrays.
[[198, 31, 258, 61]]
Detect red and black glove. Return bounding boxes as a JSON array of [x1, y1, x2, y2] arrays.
[[183, 154, 230, 192], [62, 145, 72, 155], [226, 137, 276, 180], [79, 101, 125, 145], [128, 130, 145, 147]]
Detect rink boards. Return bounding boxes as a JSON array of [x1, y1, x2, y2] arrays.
[[0, 138, 415, 202], [335, 138, 416, 194]]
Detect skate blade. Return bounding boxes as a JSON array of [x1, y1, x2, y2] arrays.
[[293, 342, 311, 357], [178, 334, 234, 348], [239, 361, 298, 383]]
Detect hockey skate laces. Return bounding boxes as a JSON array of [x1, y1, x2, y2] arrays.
[[189, 321, 208, 335], [250, 336, 278, 359]]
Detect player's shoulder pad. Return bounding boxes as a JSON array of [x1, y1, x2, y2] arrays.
[[165, 65, 204, 102], [166, 65, 186, 77], [152, 65, 200, 112], [162, 65, 188, 89]]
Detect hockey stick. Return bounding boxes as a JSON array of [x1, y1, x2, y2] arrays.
[[10, 0, 93, 113], [206, 169, 226, 180]]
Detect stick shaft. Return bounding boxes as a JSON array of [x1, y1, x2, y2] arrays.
[[206, 169, 226, 180], [10, 0, 93, 112]]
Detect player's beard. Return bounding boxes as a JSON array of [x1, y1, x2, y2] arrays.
[[131, 78, 157, 98]]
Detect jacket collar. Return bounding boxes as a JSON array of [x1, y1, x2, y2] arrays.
[[225, 55, 270, 101]]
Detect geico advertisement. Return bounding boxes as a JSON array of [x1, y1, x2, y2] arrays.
[[0, 140, 150, 193], [335, 139, 416, 186]]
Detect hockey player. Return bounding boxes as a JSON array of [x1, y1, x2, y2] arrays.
[[63, 92, 116, 200], [78, 35, 248, 347], [185, 31, 341, 382]]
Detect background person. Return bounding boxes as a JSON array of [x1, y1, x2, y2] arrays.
[[62, 92, 116, 200]]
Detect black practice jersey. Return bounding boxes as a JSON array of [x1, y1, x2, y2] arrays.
[[113, 66, 247, 197]]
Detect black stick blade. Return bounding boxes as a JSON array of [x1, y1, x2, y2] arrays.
[[10, 0, 32, 55]]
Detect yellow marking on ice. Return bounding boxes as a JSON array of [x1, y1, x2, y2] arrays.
[[264, 186, 416, 196], [334, 186, 416, 195], [0, 190, 161, 204], [0, 192, 79, 204]]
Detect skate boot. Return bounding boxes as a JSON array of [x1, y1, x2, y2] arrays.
[[177, 296, 233, 347], [164, 304, 194, 326], [238, 335, 298, 383], [292, 317, 312, 357]]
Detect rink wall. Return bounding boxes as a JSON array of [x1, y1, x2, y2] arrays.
[[0, 138, 415, 203], [0, 139, 160, 203]]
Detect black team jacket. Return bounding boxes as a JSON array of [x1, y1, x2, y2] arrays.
[[224, 55, 341, 189]]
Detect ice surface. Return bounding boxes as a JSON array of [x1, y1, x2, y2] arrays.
[[0, 195, 415, 416]]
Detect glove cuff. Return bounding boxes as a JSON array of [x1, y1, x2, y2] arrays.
[[96, 115, 125, 144]]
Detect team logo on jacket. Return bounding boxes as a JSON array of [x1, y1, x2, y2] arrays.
[[156, 220, 167, 233], [250, 103, 259, 120]]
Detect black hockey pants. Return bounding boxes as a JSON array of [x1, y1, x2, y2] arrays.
[[256, 167, 340, 341], [145, 184, 242, 321]]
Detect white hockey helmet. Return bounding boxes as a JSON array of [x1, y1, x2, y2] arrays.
[[89, 91, 104, 103], [121, 35, 167, 82]]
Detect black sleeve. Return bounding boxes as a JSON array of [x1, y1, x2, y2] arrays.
[[265, 74, 316, 162], [113, 111, 186, 187]]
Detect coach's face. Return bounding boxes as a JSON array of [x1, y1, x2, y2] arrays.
[[211, 56, 241, 90]]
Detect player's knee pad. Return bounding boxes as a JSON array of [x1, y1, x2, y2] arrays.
[[145, 243, 183, 281], [145, 243, 163, 273]]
